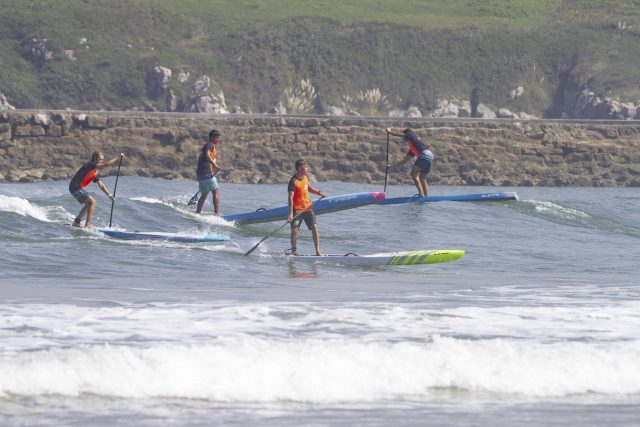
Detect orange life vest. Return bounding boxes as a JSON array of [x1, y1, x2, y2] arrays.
[[79, 169, 98, 188], [208, 145, 217, 172], [291, 175, 312, 212]]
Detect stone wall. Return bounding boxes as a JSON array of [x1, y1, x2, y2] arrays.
[[1, 110, 639, 187]]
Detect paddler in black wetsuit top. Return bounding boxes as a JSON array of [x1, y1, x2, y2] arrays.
[[385, 127, 434, 196], [69, 151, 124, 228], [195, 129, 222, 215]]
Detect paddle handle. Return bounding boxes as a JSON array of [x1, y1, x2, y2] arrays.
[[108, 154, 124, 228]]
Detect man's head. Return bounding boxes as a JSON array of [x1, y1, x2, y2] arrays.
[[209, 129, 221, 143], [91, 151, 104, 162], [402, 128, 414, 141], [295, 159, 308, 174]]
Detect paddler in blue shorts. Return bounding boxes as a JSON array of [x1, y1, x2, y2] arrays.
[[288, 159, 326, 256], [195, 129, 222, 215], [385, 127, 434, 196], [69, 151, 124, 228]]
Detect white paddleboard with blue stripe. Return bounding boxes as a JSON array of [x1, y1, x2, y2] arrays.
[[97, 229, 230, 243]]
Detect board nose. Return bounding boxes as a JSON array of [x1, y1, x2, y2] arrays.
[[370, 192, 386, 202]]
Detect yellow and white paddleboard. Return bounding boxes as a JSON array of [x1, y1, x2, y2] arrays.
[[291, 249, 464, 266]]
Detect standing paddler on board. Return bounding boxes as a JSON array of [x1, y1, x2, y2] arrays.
[[195, 129, 222, 215], [288, 159, 326, 256], [69, 151, 125, 228], [385, 127, 434, 196]]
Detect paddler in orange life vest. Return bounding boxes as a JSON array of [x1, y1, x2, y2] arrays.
[[288, 159, 327, 256], [196, 129, 222, 215], [385, 127, 434, 196], [69, 151, 124, 228]]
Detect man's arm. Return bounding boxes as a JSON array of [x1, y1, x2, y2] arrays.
[[386, 127, 404, 137], [287, 191, 295, 222], [97, 180, 114, 200], [387, 153, 412, 169], [308, 186, 326, 198], [204, 147, 221, 173], [97, 153, 124, 168]]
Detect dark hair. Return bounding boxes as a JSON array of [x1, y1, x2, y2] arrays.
[[295, 159, 307, 172], [209, 129, 221, 140], [403, 128, 412, 134], [91, 151, 102, 162]]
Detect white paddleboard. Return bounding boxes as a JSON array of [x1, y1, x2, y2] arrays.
[[290, 249, 464, 266], [94, 228, 230, 243]]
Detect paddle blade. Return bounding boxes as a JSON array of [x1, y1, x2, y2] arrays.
[[244, 238, 266, 256], [187, 192, 199, 206]]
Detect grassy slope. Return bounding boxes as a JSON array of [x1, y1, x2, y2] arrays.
[[159, 0, 561, 29], [0, 0, 639, 114]]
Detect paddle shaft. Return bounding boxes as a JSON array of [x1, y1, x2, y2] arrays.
[[383, 131, 390, 192], [108, 154, 124, 228], [244, 197, 321, 256]]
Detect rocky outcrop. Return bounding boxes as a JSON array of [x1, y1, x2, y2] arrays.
[[0, 92, 15, 110], [559, 88, 640, 120], [1, 110, 639, 187], [146, 66, 172, 99], [19, 38, 54, 65]]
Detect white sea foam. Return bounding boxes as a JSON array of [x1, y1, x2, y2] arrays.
[[131, 195, 235, 227], [3, 302, 640, 401], [1, 337, 639, 401], [531, 200, 590, 220], [3, 302, 640, 351], [0, 195, 51, 222], [0, 301, 640, 351], [130, 196, 165, 204], [185, 210, 235, 227]]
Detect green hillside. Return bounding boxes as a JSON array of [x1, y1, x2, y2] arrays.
[[1, 0, 640, 116]]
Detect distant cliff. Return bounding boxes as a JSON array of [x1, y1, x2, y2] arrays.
[[1, 110, 639, 187]]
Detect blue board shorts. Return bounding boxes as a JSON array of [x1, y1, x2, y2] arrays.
[[71, 189, 90, 204], [198, 177, 219, 193], [414, 149, 433, 174], [291, 210, 316, 230]]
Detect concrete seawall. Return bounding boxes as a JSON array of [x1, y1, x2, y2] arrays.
[[1, 110, 639, 187]]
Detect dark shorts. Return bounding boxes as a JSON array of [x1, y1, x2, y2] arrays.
[[291, 210, 316, 230], [414, 156, 432, 174], [71, 189, 90, 204]]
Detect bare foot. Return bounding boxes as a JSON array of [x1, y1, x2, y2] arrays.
[[84, 223, 94, 229]]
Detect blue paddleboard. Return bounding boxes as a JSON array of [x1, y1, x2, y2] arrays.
[[223, 192, 385, 224], [379, 191, 519, 205]]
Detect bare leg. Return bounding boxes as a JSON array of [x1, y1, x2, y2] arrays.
[[290, 227, 299, 255], [420, 173, 429, 196], [410, 166, 424, 196], [74, 205, 88, 227], [84, 196, 96, 227], [196, 192, 208, 214], [212, 189, 220, 215], [311, 224, 322, 256]]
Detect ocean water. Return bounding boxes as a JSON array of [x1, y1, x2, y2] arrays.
[[0, 177, 639, 426]]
